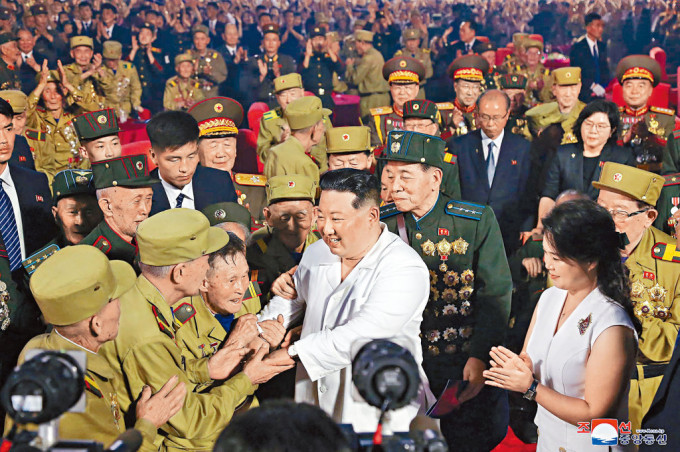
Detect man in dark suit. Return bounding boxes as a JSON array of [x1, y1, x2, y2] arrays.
[[96, 3, 131, 53], [76, 1, 98, 39], [16, 29, 48, 94], [569, 13, 611, 102], [218, 24, 245, 104], [203, 2, 225, 48], [623, 1, 653, 56], [449, 90, 532, 254], [146, 110, 237, 216]]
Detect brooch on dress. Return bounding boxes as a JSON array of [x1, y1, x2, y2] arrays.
[[578, 313, 592, 335]]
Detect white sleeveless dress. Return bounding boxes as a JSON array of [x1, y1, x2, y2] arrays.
[[526, 286, 636, 452]]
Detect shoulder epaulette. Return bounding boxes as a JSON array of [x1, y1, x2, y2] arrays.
[[243, 281, 262, 300], [619, 105, 626, 112], [423, 48, 431, 53], [262, 109, 280, 121], [92, 236, 112, 254], [395, 50, 403, 55], [576, 35, 587, 42], [122, 62, 132, 69], [151, 47, 162, 53], [194, 82, 200, 88], [664, 173, 680, 186], [234, 173, 266, 186], [436, 102, 454, 110], [212, 52, 218, 58], [25, 129, 46, 142], [173, 302, 196, 326], [371, 106, 393, 116], [256, 238, 268, 254], [168, 79, 177, 87], [652, 242, 680, 263], [22, 244, 60, 275], [380, 202, 401, 219], [443, 152, 457, 164], [650, 106, 675, 116], [445, 200, 485, 221]]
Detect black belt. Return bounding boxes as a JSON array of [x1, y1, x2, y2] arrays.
[[631, 363, 668, 380]]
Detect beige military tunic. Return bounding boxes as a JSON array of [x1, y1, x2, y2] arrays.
[[263, 135, 321, 184], [163, 76, 205, 111], [190, 49, 228, 97], [62, 63, 114, 114], [345, 46, 390, 118], [101, 60, 143, 120]]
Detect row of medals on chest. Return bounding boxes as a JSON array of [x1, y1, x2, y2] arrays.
[[631, 277, 671, 320]]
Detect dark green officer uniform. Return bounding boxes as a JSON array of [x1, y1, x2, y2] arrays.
[[80, 155, 158, 268], [301, 26, 343, 109], [661, 126, 680, 174], [441, 55, 489, 138], [473, 41, 502, 92], [0, 33, 20, 90], [654, 172, 680, 236], [379, 129, 511, 450], [498, 74, 530, 137]]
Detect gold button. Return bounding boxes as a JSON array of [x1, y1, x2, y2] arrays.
[[387, 119, 392, 124], [415, 233, 422, 240], [105, 163, 109, 168], [112, 181, 117, 186], [421, 158, 426, 162]]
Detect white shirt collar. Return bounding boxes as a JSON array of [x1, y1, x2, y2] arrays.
[[585, 35, 598, 51], [159, 171, 194, 207], [0, 164, 14, 188], [480, 129, 504, 158], [55, 329, 98, 356], [226, 45, 237, 53]]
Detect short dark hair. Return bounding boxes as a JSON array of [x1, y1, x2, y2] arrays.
[[573, 99, 620, 148], [0, 98, 14, 120], [146, 111, 199, 154], [258, 12, 271, 21], [585, 12, 601, 25], [101, 3, 117, 14], [207, 2, 219, 9], [319, 168, 380, 209], [462, 20, 477, 32], [208, 232, 245, 276], [78, 1, 92, 9], [213, 401, 350, 452]]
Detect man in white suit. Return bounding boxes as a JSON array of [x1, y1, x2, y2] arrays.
[[259, 169, 431, 433]]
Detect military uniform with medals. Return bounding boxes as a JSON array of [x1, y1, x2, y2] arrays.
[[661, 125, 680, 174], [379, 130, 512, 450], [497, 73, 530, 138], [163, 53, 205, 111], [63, 36, 114, 114], [0, 33, 20, 90], [394, 28, 434, 99], [301, 26, 343, 109], [593, 163, 680, 431], [440, 55, 488, 139], [654, 172, 680, 237], [130, 23, 167, 114], [101, 41, 143, 121], [80, 154, 159, 269], [616, 55, 676, 168], [190, 26, 228, 98]]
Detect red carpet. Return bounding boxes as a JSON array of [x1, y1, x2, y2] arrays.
[[492, 427, 537, 452]]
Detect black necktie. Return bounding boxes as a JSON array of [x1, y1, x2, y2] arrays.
[[176, 193, 185, 208]]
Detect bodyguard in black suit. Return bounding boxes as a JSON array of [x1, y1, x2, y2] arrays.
[[569, 13, 611, 102], [449, 90, 532, 254], [203, 2, 225, 48], [146, 111, 237, 216], [622, 4, 653, 55]]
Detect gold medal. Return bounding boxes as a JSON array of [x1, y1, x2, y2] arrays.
[[442, 304, 458, 315], [443, 327, 459, 340], [442, 288, 457, 302], [439, 263, 448, 272], [421, 239, 436, 256], [459, 285, 474, 300], [429, 270, 438, 285], [460, 300, 472, 316], [650, 118, 659, 130], [444, 271, 459, 286], [648, 283, 668, 304], [452, 237, 469, 254], [631, 280, 646, 298], [436, 239, 452, 259], [653, 305, 671, 320], [430, 288, 440, 299], [459, 326, 474, 338], [110, 392, 121, 429], [461, 269, 474, 283], [635, 299, 654, 318]]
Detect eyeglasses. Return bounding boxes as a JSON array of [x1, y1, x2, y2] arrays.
[[582, 120, 611, 133], [478, 113, 508, 123], [604, 207, 650, 221]]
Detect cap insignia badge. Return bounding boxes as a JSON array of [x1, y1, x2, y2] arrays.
[[214, 209, 226, 220], [613, 173, 623, 182], [413, 104, 420, 110], [214, 103, 223, 113], [135, 161, 144, 171], [97, 115, 107, 124], [342, 134, 350, 141], [288, 181, 296, 188]]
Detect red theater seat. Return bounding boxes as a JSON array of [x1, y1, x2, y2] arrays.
[[496, 48, 513, 67], [650, 47, 668, 81], [247, 102, 270, 136], [235, 129, 262, 174]]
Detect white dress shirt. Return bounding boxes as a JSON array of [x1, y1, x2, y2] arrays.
[[585, 35, 599, 58], [225, 45, 237, 57], [105, 25, 114, 39], [159, 173, 195, 210], [481, 129, 504, 162], [0, 166, 26, 259], [21, 51, 33, 62]]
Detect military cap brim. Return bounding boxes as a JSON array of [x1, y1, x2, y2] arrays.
[[616, 54, 662, 87], [201, 202, 252, 228], [382, 56, 426, 84], [189, 97, 244, 138], [446, 55, 489, 81]]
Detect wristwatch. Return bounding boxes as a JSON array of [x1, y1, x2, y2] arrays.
[[523, 378, 539, 401], [287, 344, 298, 359]]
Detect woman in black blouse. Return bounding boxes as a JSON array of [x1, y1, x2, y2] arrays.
[[535, 100, 635, 230]]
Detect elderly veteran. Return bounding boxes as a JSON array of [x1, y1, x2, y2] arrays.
[[441, 54, 488, 138], [368, 56, 426, 148], [325, 126, 373, 171], [5, 246, 186, 449], [80, 154, 158, 267], [594, 162, 680, 431], [0, 89, 35, 169], [100, 40, 143, 121], [73, 108, 122, 163], [189, 97, 266, 226], [61, 35, 113, 114], [264, 96, 330, 185], [163, 53, 204, 111], [100, 208, 293, 451]]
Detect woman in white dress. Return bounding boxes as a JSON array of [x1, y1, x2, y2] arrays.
[[483, 199, 641, 451]]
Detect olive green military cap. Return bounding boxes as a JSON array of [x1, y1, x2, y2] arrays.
[[315, 12, 329, 24], [552, 67, 581, 85], [284, 96, 331, 130], [175, 53, 194, 65], [326, 31, 341, 43], [380, 130, 445, 169], [70, 35, 94, 49], [402, 99, 439, 122], [0, 90, 27, 114], [91, 154, 159, 189], [266, 174, 317, 204], [403, 28, 421, 40], [30, 246, 136, 326], [616, 54, 662, 87], [382, 56, 426, 84], [474, 41, 496, 54], [189, 97, 243, 138], [355, 30, 374, 42], [34, 70, 60, 83], [136, 208, 230, 266], [102, 40, 122, 60], [73, 108, 120, 141], [499, 74, 528, 90], [447, 54, 489, 81], [354, 19, 368, 29], [523, 38, 543, 51], [30, 4, 48, 15], [202, 202, 252, 228], [274, 73, 303, 92], [326, 126, 371, 154], [512, 32, 530, 47], [192, 24, 210, 36], [52, 169, 95, 205], [0, 33, 16, 46], [263, 23, 280, 35], [592, 162, 664, 205]]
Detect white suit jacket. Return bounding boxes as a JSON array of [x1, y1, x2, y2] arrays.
[[259, 224, 432, 433]]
